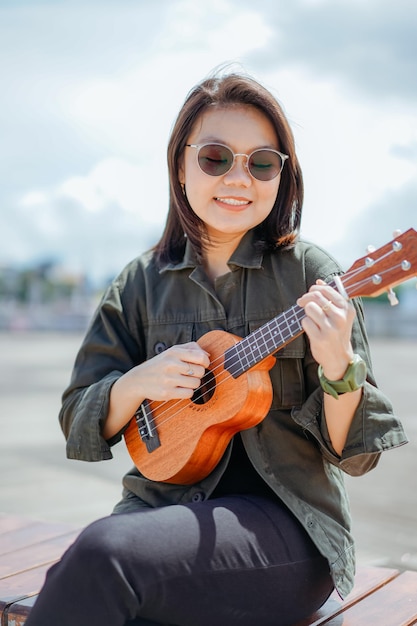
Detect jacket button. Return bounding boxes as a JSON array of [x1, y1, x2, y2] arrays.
[[192, 492, 205, 502], [154, 342, 167, 354]]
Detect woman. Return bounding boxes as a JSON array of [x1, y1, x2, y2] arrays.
[[25, 71, 407, 626]]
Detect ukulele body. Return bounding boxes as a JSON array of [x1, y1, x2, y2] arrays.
[[124, 329, 275, 484]]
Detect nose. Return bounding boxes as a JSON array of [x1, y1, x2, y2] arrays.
[[223, 154, 252, 187]]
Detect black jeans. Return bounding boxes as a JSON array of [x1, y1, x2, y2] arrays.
[[25, 495, 333, 626]]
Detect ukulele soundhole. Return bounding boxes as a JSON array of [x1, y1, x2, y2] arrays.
[[191, 369, 215, 405]]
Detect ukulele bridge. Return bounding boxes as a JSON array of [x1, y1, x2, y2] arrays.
[[133, 400, 161, 453]]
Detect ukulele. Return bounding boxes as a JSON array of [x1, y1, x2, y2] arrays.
[[124, 228, 417, 484]]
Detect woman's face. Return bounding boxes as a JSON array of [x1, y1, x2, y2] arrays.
[[179, 105, 282, 245]]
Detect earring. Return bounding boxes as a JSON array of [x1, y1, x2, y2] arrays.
[[180, 183, 186, 196]]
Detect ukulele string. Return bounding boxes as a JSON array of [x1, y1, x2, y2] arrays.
[[137, 255, 396, 436], [137, 350, 238, 434], [143, 339, 268, 435], [147, 364, 245, 434], [142, 306, 308, 435], [340, 246, 403, 295], [141, 306, 303, 432], [143, 304, 310, 434]]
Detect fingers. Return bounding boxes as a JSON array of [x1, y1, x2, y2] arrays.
[[297, 281, 353, 339], [296, 280, 357, 372], [298, 281, 348, 313], [149, 342, 209, 398], [297, 281, 356, 329], [185, 363, 195, 377], [181, 360, 206, 382], [178, 342, 210, 381]]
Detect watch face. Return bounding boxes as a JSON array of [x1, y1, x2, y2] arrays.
[[353, 358, 367, 386]]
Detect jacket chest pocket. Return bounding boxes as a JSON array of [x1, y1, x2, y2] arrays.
[[248, 321, 306, 409], [146, 322, 195, 359]]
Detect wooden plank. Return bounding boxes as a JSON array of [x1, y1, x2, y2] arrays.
[[344, 566, 402, 603], [321, 570, 417, 626], [0, 563, 51, 612], [0, 516, 82, 624], [0, 521, 78, 557], [0, 530, 80, 578], [294, 566, 401, 625]]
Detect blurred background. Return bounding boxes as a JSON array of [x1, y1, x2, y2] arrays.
[[0, 0, 416, 572]]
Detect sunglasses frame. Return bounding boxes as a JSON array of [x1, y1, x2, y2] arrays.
[[185, 143, 289, 181]]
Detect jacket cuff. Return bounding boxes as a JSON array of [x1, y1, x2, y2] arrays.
[[291, 382, 408, 476], [65, 372, 122, 461]]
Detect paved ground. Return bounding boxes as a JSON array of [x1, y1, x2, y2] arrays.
[[1, 331, 416, 572]]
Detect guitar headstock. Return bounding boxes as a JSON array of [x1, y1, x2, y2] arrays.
[[342, 228, 417, 300]]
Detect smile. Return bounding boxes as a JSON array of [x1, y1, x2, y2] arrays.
[[214, 198, 251, 206]]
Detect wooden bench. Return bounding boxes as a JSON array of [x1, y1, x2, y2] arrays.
[[0, 513, 82, 625], [1, 514, 417, 625]]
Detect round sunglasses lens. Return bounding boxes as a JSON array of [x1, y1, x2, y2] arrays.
[[248, 150, 281, 181], [198, 145, 233, 176]]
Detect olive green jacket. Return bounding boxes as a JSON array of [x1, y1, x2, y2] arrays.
[[60, 231, 407, 598]]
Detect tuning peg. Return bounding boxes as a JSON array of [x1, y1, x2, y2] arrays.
[[366, 244, 376, 253], [387, 288, 399, 306], [393, 229, 402, 237]]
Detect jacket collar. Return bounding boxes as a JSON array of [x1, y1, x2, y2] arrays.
[[160, 230, 264, 273]]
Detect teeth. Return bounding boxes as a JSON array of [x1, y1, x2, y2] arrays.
[[215, 198, 249, 206]]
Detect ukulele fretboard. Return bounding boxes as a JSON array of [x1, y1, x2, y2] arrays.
[[224, 304, 305, 377]]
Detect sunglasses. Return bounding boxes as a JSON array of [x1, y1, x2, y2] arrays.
[[185, 143, 288, 181]]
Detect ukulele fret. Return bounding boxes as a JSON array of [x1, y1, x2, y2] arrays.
[[225, 305, 305, 378]]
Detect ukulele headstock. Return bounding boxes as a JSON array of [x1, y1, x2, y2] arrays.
[[342, 228, 417, 300]]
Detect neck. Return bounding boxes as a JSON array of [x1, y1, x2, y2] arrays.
[[203, 257, 230, 282], [203, 233, 244, 281]]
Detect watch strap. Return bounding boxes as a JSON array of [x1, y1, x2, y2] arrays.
[[318, 354, 367, 399]]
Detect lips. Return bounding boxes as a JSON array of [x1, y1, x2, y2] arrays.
[[214, 197, 251, 206]]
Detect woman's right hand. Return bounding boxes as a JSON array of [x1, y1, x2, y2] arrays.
[[102, 342, 210, 439], [130, 341, 210, 402]]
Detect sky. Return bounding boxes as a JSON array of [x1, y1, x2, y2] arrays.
[[1, 0, 416, 285]]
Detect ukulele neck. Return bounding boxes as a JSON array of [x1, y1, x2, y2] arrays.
[[224, 278, 345, 378], [224, 303, 305, 377]]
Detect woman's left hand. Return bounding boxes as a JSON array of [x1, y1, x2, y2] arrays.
[[297, 279, 356, 380]]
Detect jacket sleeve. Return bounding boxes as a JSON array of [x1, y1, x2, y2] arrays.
[[291, 297, 408, 476], [288, 244, 408, 476], [59, 266, 146, 461]]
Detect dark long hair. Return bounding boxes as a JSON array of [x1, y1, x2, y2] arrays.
[[153, 71, 304, 266]]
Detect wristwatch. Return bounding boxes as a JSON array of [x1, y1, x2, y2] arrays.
[[318, 354, 367, 400]]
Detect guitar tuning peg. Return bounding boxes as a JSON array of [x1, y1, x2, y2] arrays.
[[366, 244, 376, 253], [393, 229, 402, 237], [387, 288, 399, 306]]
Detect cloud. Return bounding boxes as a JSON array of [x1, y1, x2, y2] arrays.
[[1, 0, 416, 285], [261, 66, 417, 254], [390, 141, 417, 162], [59, 158, 164, 217], [334, 179, 417, 270], [0, 0, 176, 193], [245, 0, 417, 104], [0, 0, 274, 281], [1, 158, 164, 283]]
